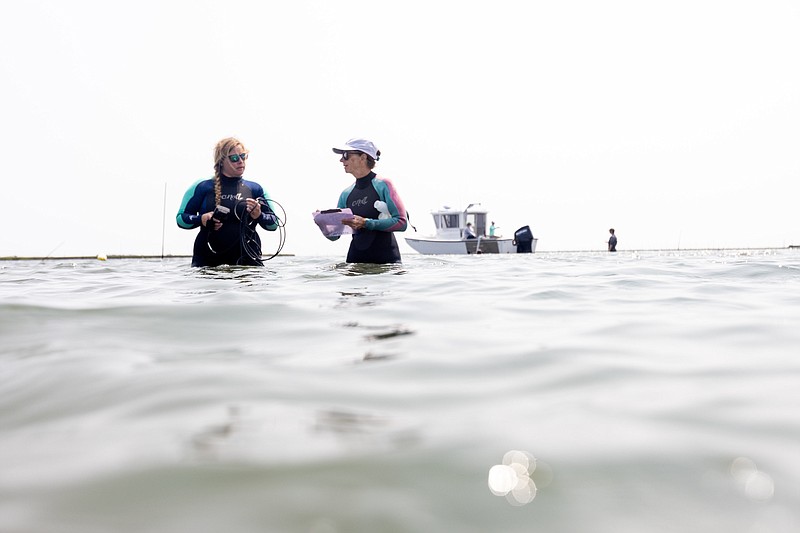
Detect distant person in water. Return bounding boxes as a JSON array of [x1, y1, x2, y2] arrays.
[[608, 228, 617, 252], [176, 137, 278, 267], [325, 138, 408, 264]]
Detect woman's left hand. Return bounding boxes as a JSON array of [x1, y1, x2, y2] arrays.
[[247, 199, 262, 219]]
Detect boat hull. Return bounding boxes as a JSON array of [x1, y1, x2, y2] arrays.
[[404, 237, 537, 255]]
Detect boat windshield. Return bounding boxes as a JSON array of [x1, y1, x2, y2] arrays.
[[435, 214, 460, 229]]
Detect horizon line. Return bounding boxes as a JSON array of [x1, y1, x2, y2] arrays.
[[2, 246, 798, 261]]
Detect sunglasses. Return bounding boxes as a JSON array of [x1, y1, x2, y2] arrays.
[[340, 151, 362, 161], [227, 153, 249, 163]]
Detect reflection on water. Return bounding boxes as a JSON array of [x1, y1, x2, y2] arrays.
[[314, 408, 421, 451], [332, 262, 407, 276], [336, 290, 385, 308], [314, 409, 389, 436], [341, 322, 415, 362], [189, 405, 242, 459], [363, 327, 414, 341], [192, 264, 279, 283], [1, 251, 799, 533]]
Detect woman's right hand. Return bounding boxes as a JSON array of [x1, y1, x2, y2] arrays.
[[342, 215, 366, 230], [202, 212, 221, 230]]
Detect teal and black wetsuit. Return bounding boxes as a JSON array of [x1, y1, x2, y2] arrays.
[[328, 172, 407, 264], [176, 176, 278, 267]]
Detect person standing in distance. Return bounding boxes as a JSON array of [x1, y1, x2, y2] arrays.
[[608, 228, 617, 252], [176, 137, 278, 267], [326, 138, 408, 263]]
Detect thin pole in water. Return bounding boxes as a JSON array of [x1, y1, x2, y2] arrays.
[[41, 241, 65, 263], [161, 182, 167, 259]]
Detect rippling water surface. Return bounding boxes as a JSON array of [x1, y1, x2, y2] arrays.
[[2, 250, 799, 533]]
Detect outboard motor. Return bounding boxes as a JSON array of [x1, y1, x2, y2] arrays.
[[513, 225, 534, 253]]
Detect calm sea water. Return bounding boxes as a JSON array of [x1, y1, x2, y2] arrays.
[[1, 250, 799, 533]]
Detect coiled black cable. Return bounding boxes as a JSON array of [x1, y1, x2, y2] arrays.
[[235, 197, 287, 264]]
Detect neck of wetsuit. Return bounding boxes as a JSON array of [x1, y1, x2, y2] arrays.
[[354, 171, 376, 189]]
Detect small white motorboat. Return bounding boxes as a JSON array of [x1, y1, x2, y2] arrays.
[[404, 204, 537, 255]]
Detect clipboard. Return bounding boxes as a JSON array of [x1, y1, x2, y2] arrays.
[[313, 208, 354, 237]]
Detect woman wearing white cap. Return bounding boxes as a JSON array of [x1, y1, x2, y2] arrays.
[[328, 138, 408, 263]]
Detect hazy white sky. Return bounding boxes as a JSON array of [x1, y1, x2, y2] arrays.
[[2, 0, 799, 258]]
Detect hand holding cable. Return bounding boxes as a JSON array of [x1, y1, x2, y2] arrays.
[[245, 198, 261, 220]]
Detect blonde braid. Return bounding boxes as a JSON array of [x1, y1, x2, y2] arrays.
[[212, 137, 246, 206], [213, 167, 223, 206]]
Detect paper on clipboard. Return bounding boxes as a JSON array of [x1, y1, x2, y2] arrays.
[[313, 208, 354, 237]]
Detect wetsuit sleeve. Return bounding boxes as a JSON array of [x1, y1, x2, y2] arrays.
[[337, 189, 349, 210], [253, 184, 279, 231], [176, 178, 207, 229], [364, 177, 408, 233]]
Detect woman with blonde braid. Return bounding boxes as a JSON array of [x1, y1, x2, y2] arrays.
[[177, 137, 278, 267]]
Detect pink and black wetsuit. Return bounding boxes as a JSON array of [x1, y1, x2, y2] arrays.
[[329, 172, 407, 264]]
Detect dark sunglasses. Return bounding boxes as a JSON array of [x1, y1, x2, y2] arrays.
[[340, 151, 362, 161], [227, 153, 249, 163]]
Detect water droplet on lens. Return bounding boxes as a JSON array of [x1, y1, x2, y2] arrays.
[[506, 477, 537, 506], [745, 471, 775, 501], [488, 464, 517, 495]]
